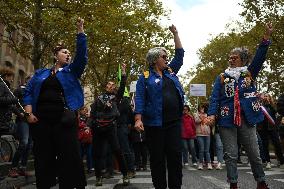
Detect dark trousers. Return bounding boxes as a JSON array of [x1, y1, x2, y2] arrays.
[[93, 126, 128, 177], [133, 141, 148, 168], [117, 125, 135, 171], [258, 129, 284, 164], [145, 121, 183, 189], [31, 118, 86, 189]]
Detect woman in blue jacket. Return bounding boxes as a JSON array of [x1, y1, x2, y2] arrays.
[[23, 18, 87, 189], [206, 23, 273, 189], [134, 25, 184, 189]]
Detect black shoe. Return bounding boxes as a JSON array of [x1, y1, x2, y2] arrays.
[[122, 176, 130, 186], [0, 174, 5, 181], [95, 176, 103, 186], [127, 171, 136, 178]]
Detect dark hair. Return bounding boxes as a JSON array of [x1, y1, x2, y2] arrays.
[[53, 43, 67, 63], [198, 103, 208, 113], [184, 104, 190, 111], [0, 67, 14, 78]]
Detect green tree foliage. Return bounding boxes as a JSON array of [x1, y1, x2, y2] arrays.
[[0, 0, 172, 97], [183, 0, 284, 105]]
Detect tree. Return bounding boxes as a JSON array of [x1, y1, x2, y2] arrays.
[[0, 0, 173, 98], [182, 0, 284, 102]]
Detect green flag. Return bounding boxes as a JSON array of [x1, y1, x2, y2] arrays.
[[117, 63, 121, 84], [123, 86, 130, 97]]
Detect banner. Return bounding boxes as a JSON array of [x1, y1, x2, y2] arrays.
[[190, 84, 206, 96]]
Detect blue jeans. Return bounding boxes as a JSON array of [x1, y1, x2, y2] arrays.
[[80, 143, 93, 171], [197, 136, 211, 163], [182, 139, 197, 164], [215, 133, 224, 163], [11, 121, 32, 168], [117, 125, 135, 171], [219, 120, 265, 183]]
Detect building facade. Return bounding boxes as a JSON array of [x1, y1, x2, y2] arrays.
[[0, 23, 34, 89]]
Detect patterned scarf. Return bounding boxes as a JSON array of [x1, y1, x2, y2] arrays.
[[225, 66, 247, 127]]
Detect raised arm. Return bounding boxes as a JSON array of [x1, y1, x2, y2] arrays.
[[248, 23, 272, 79], [168, 25, 184, 74], [69, 17, 88, 78], [116, 63, 127, 102]]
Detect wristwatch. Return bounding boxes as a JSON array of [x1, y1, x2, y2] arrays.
[[24, 112, 32, 117]]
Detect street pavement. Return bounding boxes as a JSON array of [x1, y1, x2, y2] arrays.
[[18, 159, 284, 189]]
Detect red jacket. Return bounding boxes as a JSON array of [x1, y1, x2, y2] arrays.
[[181, 113, 196, 139]]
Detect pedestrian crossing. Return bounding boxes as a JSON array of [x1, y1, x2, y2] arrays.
[[20, 163, 284, 188]]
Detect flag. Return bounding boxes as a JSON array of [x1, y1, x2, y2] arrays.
[[117, 63, 121, 84], [260, 106, 275, 125]]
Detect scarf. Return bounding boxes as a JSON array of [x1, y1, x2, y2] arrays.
[[224, 66, 247, 127], [224, 66, 248, 81]]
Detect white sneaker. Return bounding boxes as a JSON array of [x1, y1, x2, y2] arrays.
[[266, 162, 271, 169], [198, 163, 203, 170], [192, 163, 197, 167], [216, 162, 222, 170], [184, 163, 189, 166], [207, 163, 213, 170]]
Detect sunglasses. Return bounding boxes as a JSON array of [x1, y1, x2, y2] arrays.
[[160, 55, 168, 61], [228, 55, 239, 61]]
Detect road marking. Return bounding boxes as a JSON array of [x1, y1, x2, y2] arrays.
[[246, 170, 284, 176], [185, 167, 198, 171], [86, 184, 115, 189], [135, 172, 152, 176], [117, 177, 153, 184], [201, 176, 230, 189], [237, 167, 251, 170], [274, 179, 284, 183]]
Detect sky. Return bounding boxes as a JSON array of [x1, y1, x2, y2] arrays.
[[160, 0, 243, 75]]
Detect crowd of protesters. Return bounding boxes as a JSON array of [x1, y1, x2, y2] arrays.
[[1, 18, 284, 189]]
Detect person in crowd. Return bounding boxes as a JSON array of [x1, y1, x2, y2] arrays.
[[277, 94, 284, 151], [134, 24, 184, 189], [78, 106, 94, 173], [212, 123, 224, 170], [90, 63, 129, 186], [0, 67, 22, 180], [130, 104, 148, 171], [181, 105, 197, 167], [117, 93, 136, 178], [206, 23, 273, 189], [195, 104, 212, 170], [257, 93, 284, 169], [8, 75, 33, 178], [23, 18, 87, 189]]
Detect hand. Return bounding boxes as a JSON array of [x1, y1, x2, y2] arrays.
[[121, 63, 126, 75], [264, 22, 273, 40], [77, 17, 84, 33], [169, 24, 178, 34], [27, 113, 38, 124], [205, 115, 215, 126], [134, 119, 144, 132]]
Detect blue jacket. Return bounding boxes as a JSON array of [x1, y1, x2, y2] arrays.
[[134, 48, 185, 127], [23, 33, 87, 112], [208, 40, 271, 128]]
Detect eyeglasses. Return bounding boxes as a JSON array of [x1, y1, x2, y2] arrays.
[[228, 55, 240, 61], [160, 55, 168, 61]]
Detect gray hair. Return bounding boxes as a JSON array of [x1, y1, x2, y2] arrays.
[[230, 47, 251, 66], [146, 47, 167, 67]]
